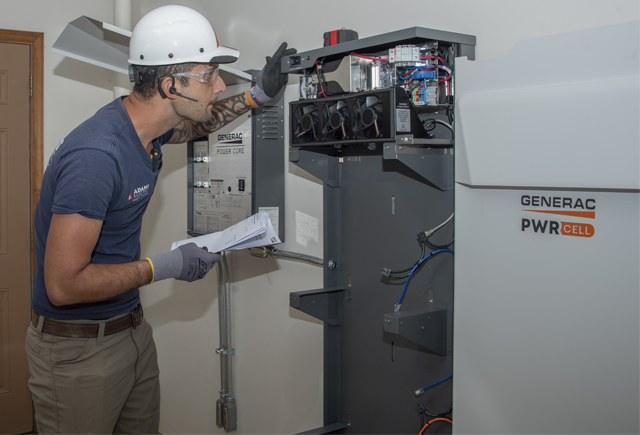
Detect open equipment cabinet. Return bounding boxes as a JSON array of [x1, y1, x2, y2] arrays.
[[283, 27, 475, 434]]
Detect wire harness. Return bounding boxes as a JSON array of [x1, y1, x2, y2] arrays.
[[395, 249, 453, 311]]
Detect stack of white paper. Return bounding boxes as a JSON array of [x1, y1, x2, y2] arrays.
[[171, 211, 281, 253]]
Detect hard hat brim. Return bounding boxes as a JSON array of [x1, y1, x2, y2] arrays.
[[208, 46, 239, 64]]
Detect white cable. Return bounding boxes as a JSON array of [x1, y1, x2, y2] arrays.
[[433, 119, 453, 132], [424, 213, 454, 237]]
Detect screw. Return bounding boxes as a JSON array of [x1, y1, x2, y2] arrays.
[[327, 260, 337, 269]]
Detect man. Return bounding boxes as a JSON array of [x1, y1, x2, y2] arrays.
[[25, 5, 295, 434]]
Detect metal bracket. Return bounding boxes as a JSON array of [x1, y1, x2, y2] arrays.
[[383, 306, 450, 355], [395, 134, 454, 147], [216, 348, 237, 356], [289, 147, 342, 188], [382, 139, 454, 191], [290, 286, 346, 326]]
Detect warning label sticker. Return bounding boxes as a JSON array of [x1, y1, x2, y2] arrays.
[[396, 108, 411, 132]]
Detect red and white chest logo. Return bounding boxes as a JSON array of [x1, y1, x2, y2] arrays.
[[127, 184, 150, 201]]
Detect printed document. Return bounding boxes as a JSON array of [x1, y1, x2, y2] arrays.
[[171, 210, 281, 253]]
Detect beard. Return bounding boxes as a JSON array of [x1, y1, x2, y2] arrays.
[[174, 92, 216, 124]]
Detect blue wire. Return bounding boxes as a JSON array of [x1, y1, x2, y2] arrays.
[[419, 374, 452, 393], [397, 249, 453, 306]]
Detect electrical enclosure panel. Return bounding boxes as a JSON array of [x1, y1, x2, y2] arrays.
[[285, 27, 475, 434], [187, 75, 285, 240]]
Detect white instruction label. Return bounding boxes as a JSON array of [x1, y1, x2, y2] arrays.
[[396, 108, 411, 132]]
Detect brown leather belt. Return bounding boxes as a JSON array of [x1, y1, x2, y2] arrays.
[[32, 304, 143, 338]]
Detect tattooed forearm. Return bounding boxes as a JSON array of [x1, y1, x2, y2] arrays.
[[168, 94, 252, 143]]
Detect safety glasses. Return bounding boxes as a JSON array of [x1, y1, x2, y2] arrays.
[[173, 67, 220, 86]]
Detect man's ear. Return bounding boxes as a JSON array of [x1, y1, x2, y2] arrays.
[[157, 75, 178, 100]]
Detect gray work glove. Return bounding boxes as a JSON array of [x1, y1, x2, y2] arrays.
[[250, 42, 297, 106], [148, 243, 220, 283]]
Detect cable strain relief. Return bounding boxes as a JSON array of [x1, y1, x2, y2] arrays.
[[381, 268, 392, 277], [394, 304, 401, 312]]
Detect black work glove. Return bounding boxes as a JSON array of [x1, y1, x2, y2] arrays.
[[148, 243, 220, 283], [250, 42, 297, 105]]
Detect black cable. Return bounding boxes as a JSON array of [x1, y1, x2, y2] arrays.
[[437, 47, 451, 69], [423, 118, 437, 132], [425, 235, 454, 251], [315, 60, 332, 98], [423, 404, 452, 418], [383, 241, 427, 278]]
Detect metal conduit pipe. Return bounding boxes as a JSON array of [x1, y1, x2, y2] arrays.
[[112, 0, 131, 99], [215, 261, 228, 399], [220, 253, 234, 400], [215, 252, 237, 431], [269, 248, 324, 266], [249, 247, 323, 267]]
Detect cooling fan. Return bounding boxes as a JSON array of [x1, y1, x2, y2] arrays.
[[321, 100, 350, 141], [292, 104, 320, 143], [352, 95, 384, 139]]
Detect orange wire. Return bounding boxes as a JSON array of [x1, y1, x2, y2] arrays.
[[418, 418, 452, 435]]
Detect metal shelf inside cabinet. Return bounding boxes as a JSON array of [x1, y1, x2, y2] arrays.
[[382, 137, 454, 191]]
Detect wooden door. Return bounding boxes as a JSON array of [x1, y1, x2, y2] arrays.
[[0, 41, 33, 434]]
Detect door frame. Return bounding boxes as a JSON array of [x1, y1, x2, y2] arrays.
[[0, 29, 44, 280]]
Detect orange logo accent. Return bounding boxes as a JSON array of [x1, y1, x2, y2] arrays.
[[560, 222, 595, 238], [522, 209, 595, 219]]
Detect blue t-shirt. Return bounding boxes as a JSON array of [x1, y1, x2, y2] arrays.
[[32, 97, 173, 320]]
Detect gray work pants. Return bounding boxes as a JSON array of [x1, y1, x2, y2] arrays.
[[25, 314, 160, 434]]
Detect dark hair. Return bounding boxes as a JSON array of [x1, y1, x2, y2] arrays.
[[132, 63, 200, 100]]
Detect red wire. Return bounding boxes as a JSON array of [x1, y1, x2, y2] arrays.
[[418, 417, 452, 435], [438, 70, 451, 83], [315, 61, 328, 97], [421, 56, 445, 62]]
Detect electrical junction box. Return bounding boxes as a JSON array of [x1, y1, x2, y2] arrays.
[[187, 70, 285, 240]]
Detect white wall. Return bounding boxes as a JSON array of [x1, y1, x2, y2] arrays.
[[5, 0, 638, 434], [0, 0, 115, 161]]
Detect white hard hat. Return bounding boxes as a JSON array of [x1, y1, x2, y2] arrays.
[[128, 5, 238, 66]]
